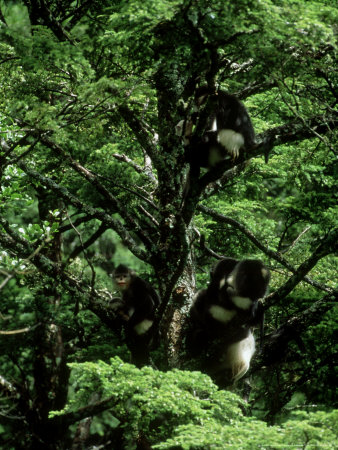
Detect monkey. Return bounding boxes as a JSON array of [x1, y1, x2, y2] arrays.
[[211, 258, 270, 350], [176, 118, 227, 169], [186, 130, 230, 175], [188, 258, 239, 332], [194, 87, 256, 158], [191, 258, 270, 328], [112, 264, 160, 367], [187, 284, 256, 384], [202, 258, 269, 328], [226, 259, 270, 302], [113, 264, 160, 333], [186, 258, 247, 369], [225, 259, 270, 336], [177, 88, 256, 202], [187, 258, 270, 384], [180, 87, 255, 176]]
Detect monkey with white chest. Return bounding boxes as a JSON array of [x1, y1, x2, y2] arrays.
[[188, 258, 270, 384], [191, 257, 269, 330], [189, 258, 239, 330], [177, 87, 256, 176], [225, 259, 270, 332], [113, 264, 161, 367]]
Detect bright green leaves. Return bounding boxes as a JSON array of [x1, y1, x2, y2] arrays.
[[56, 357, 338, 449]]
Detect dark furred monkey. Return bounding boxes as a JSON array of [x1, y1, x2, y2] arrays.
[[187, 257, 252, 383], [225, 259, 270, 327], [188, 284, 255, 384], [195, 87, 256, 158], [226, 259, 270, 301], [187, 258, 270, 384], [183, 87, 256, 175], [215, 258, 270, 349], [189, 257, 239, 332], [113, 264, 160, 367]]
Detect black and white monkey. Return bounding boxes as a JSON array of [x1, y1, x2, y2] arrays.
[[188, 285, 255, 384], [195, 87, 256, 158], [113, 264, 160, 367], [190, 258, 239, 328], [188, 258, 270, 383], [177, 87, 256, 174], [190, 257, 267, 328], [213, 258, 270, 332], [211, 258, 270, 350]]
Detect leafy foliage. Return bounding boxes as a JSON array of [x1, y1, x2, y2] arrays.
[[51, 358, 338, 449], [0, 0, 336, 448]]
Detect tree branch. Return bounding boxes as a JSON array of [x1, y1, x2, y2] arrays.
[[0, 219, 121, 334], [0, 374, 18, 396], [37, 135, 155, 252], [116, 104, 159, 165], [0, 134, 32, 164], [91, 170, 158, 211], [58, 215, 96, 234], [267, 229, 338, 305], [49, 395, 119, 428], [23, 0, 72, 42], [202, 161, 250, 198], [111, 153, 146, 174], [65, 222, 108, 265], [253, 292, 337, 369], [198, 205, 335, 295], [0, 323, 40, 335], [0, 217, 82, 289], [15, 160, 149, 262], [0, 216, 132, 333]]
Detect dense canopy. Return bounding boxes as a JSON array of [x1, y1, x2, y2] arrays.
[[0, 0, 337, 448]]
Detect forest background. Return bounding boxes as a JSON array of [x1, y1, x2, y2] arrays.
[[0, 0, 337, 449]]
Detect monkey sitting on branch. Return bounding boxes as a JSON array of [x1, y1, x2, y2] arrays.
[[187, 258, 270, 385], [112, 264, 161, 367]]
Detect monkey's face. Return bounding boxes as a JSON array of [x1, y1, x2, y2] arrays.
[[114, 272, 131, 291]]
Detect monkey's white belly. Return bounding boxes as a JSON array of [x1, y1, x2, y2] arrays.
[[209, 305, 236, 323], [222, 331, 255, 382], [218, 129, 244, 158], [134, 319, 153, 335]]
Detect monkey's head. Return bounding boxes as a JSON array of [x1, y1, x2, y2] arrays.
[[113, 264, 133, 292], [227, 260, 270, 300], [194, 85, 215, 108]]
